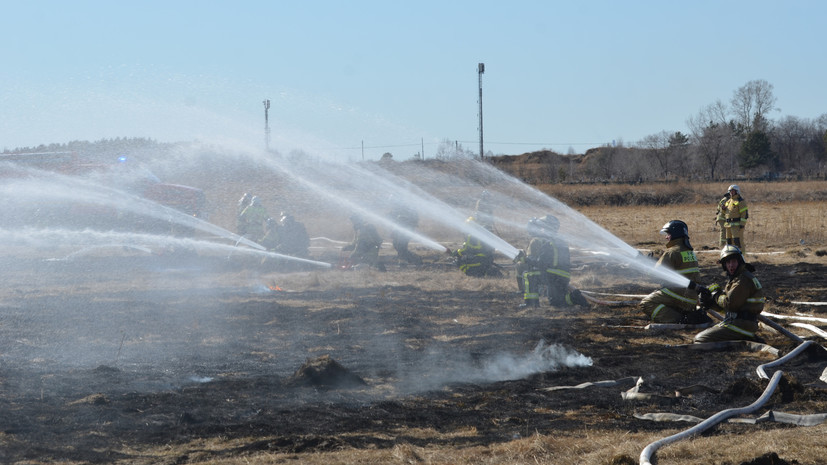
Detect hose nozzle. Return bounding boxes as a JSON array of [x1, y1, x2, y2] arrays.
[[687, 281, 709, 295]]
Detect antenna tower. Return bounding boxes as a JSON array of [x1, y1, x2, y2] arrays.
[[263, 99, 271, 152], [477, 63, 485, 160]]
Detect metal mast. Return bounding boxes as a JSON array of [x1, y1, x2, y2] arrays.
[[263, 99, 271, 152], [477, 63, 485, 160]]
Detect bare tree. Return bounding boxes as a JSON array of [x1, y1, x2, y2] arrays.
[[700, 122, 737, 180], [773, 116, 809, 173], [730, 79, 777, 133], [434, 139, 473, 160], [687, 101, 730, 135], [638, 131, 671, 178]]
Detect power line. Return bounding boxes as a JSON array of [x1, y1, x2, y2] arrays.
[[296, 140, 606, 154]]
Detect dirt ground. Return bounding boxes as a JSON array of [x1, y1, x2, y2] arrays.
[[1, 216, 826, 464]]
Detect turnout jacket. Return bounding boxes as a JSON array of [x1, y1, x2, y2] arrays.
[[713, 264, 765, 332], [723, 195, 748, 228], [456, 233, 495, 275], [524, 235, 571, 279], [648, 238, 701, 312], [715, 194, 730, 221]]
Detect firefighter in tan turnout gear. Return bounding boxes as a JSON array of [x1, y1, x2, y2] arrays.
[[721, 184, 748, 253], [694, 245, 765, 343], [640, 220, 710, 324]]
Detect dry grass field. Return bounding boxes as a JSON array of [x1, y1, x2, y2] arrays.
[[1, 173, 826, 465]]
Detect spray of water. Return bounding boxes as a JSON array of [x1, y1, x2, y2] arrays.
[[0, 163, 266, 250], [0, 133, 695, 397], [376, 158, 690, 288], [0, 228, 331, 268]]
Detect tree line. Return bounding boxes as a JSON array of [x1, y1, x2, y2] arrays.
[[478, 80, 827, 183]]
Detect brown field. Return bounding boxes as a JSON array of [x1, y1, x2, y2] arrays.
[[1, 176, 826, 465]]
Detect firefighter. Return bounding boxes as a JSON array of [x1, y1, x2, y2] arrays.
[[342, 214, 385, 271], [714, 190, 730, 247], [722, 184, 748, 253], [388, 198, 422, 266], [237, 196, 269, 241], [515, 215, 587, 308], [236, 192, 253, 234], [640, 220, 709, 324], [276, 212, 310, 257], [259, 217, 280, 251], [694, 245, 765, 343], [453, 216, 498, 277]]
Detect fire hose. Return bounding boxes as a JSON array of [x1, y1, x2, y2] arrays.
[[640, 336, 825, 464], [756, 340, 815, 379], [639, 370, 783, 465]]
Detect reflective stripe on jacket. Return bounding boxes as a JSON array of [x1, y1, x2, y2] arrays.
[[723, 196, 748, 228]]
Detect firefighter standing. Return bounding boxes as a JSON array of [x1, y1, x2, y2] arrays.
[[694, 245, 765, 343], [515, 215, 587, 308], [342, 214, 385, 271], [640, 220, 709, 324], [714, 191, 730, 247], [722, 184, 748, 253]]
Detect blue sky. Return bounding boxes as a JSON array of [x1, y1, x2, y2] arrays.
[[1, 0, 824, 160]]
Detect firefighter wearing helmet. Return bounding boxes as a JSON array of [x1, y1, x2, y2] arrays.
[[236, 192, 253, 234], [721, 184, 748, 253], [515, 215, 587, 308], [694, 245, 765, 343], [640, 220, 709, 324], [237, 195, 269, 241], [276, 212, 310, 258], [453, 215, 498, 277]]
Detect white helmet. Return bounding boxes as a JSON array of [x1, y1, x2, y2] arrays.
[[727, 184, 740, 196]]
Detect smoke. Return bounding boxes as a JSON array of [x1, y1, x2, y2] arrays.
[[398, 340, 592, 394], [478, 340, 593, 380]]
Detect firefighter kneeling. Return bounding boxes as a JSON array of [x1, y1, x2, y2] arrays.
[[515, 215, 587, 308], [692, 245, 765, 343], [640, 220, 710, 324]]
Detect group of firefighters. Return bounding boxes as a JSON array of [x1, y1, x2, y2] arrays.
[[641, 184, 763, 344], [236, 193, 310, 258], [236, 183, 763, 345]]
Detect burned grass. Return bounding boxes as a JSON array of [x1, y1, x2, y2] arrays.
[[0, 244, 825, 465]]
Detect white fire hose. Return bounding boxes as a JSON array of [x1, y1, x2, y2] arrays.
[[639, 370, 783, 465], [756, 340, 815, 379]]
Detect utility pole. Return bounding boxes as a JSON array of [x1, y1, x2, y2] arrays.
[[477, 63, 485, 160], [263, 99, 271, 152]]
